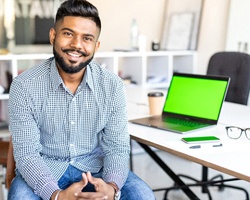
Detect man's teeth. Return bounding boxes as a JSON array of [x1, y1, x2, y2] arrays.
[[68, 52, 81, 57]]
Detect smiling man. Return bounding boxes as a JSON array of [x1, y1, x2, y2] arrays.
[[8, 0, 155, 200]]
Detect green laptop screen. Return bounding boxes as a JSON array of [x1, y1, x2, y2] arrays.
[[163, 75, 228, 120]]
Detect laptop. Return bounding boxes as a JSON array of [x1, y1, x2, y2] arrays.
[[129, 72, 230, 133]]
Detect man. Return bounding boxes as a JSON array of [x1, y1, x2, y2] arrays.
[[8, 0, 155, 200]]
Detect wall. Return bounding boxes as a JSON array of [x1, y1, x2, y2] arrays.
[[197, 0, 230, 74], [90, 0, 230, 74], [226, 0, 250, 53], [90, 0, 166, 51], [2, 0, 230, 74]]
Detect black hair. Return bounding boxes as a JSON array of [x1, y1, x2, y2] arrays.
[[56, 0, 101, 31]]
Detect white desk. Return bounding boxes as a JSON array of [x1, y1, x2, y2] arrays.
[[126, 86, 250, 199]]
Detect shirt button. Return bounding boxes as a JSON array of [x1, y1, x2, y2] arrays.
[[70, 160, 74, 164], [71, 121, 75, 125], [70, 144, 74, 147]]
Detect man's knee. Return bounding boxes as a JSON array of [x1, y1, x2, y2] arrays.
[[8, 175, 41, 200], [121, 171, 155, 200]]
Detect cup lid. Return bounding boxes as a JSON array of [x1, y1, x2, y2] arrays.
[[148, 92, 164, 97]]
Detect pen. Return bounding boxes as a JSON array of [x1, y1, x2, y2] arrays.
[[189, 145, 201, 149], [213, 143, 223, 147]]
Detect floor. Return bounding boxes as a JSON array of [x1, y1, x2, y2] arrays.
[[0, 143, 250, 200], [131, 140, 250, 200]]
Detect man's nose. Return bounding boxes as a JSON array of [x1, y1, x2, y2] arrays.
[[70, 36, 83, 49]]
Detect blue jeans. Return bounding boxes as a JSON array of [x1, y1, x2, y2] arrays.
[[8, 165, 155, 200]]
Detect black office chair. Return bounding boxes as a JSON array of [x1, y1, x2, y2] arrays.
[[207, 51, 250, 104], [165, 52, 250, 200]]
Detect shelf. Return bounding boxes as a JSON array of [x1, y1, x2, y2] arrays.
[[0, 51, 196, 121], [0, 128, 10, 139], [0, 51, 196, 87], [0, 94, 9, 100], [145, 83, 170, 89]]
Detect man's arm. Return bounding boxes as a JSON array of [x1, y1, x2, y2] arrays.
[[101, 79, 130, 190], [9, 79, 60, 200]]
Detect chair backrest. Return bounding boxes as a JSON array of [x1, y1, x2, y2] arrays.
[[0, 140, 9, 166], [207, 51, 250, 105]]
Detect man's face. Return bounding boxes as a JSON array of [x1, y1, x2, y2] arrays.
[[49, 16, 100, 74]]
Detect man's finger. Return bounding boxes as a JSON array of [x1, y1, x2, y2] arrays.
[[86, 171, 100, 191], [82, 172, 88, 186]]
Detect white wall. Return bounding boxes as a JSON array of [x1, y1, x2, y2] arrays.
[[7, 0, 230, 74], [90, 0, 166, 51], [7, 0, 229, 74], [226, 0, 250, 53], [90, 0, 230, 74], [197, 0, 230, 74]]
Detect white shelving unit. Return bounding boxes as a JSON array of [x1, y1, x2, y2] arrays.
[[94, 51, 197, 88], [0, 51, 196, 122]]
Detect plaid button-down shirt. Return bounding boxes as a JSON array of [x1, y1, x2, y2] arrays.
[[9, 57, 130, 200]]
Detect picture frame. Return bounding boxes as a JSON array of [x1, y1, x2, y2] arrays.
[[161, 0, 203, 50], [165, 12, 194, 50]]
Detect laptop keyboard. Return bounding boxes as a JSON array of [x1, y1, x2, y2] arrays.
[[164, 117, 204, 127]]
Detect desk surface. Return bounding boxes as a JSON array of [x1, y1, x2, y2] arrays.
[[127, 86, 250, 182]]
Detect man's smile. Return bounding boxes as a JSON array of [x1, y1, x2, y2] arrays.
[[67, 51, 82, 58], [62, 48, 88, 58]]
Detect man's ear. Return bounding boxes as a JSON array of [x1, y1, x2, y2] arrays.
[[95, 41, 100, 52], [49, 28, 56, 45]]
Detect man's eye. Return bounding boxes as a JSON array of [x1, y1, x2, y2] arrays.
[[84, 37, 93, 41], [64, 32, 72, 36]]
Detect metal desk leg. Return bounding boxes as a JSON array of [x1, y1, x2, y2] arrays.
[[137, 142, 200, 200]]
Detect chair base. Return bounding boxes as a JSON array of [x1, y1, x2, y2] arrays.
[[153, 171, 249, 200]]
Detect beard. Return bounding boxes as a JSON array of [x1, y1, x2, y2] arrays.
[[53, 47, 94, 74]]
